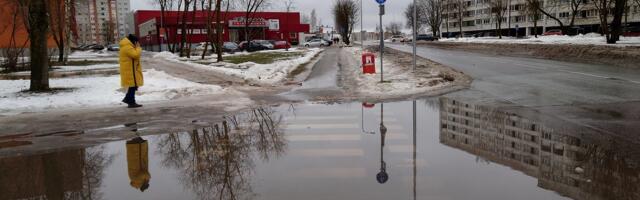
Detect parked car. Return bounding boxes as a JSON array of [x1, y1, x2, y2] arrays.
[[239, 41, 272, 52], [543, 29, 563, 36], [390, 35, 405, 42], [88, 44, 105, 51], [623, 26, 640, 37], [462, 33, 479, 38], [323, 38, 334, 46], [416, 34, 437, 41], [303, 38, 329, 47], [270, 40, 291, 49], [567, 27, 585, 36], [107, 44, 119, 51], [223, 42, 239, 53]]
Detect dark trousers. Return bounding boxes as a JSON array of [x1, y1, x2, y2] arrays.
[[123, 87, 138, 104]]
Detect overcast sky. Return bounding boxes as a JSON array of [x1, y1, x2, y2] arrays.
[[130, 0, 414, 32]]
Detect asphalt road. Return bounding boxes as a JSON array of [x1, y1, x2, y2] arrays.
[[387, 43, 640, 143]]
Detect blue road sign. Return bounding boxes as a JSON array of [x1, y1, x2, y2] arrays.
[[376, 0, 386, 4]]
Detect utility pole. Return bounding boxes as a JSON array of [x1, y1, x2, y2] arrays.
[[361, 0, 364, 50], [377, 0, 386, 82], [412, 0, 417, 71]]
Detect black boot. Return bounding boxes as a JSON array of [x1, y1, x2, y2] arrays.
[[128, 103, 143, 108]]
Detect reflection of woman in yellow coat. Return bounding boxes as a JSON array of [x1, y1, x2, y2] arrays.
[[126, 137, 150, 192], [119, 34, 143, 108]]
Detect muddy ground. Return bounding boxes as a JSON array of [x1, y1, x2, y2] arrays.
[[420, 42, 640, 69]]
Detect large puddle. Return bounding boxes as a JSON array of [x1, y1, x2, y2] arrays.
[[1, 97, 639, 200]]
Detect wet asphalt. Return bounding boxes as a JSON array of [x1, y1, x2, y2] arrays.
[[386, 43, 640, 143]]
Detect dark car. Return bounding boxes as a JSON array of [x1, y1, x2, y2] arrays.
[[566, 27, 585, 36], [416, 34, 437, 41], [107, 44, 120, 51], [239, 41, 272, 52], [623, 26, 640, 37]]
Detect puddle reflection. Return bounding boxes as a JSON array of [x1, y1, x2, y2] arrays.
[[439, 97, 640, 200], [0, 98, 639, 200]]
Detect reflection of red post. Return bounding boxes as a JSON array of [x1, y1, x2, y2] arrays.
[[361, 52, 376, 74], [362, 102, 375, 108]]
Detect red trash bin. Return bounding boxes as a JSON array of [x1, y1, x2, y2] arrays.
[[361, 52, 376, 74]]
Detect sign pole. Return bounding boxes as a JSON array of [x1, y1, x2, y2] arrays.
[[379, 3, 384, 83], [412, 0, 417, 71], [361, 0, 364, 51]]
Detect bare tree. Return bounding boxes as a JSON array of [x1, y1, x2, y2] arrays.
[[453, 0, 469, 37], [404, 2, 426, 34], [593, 0, 612, 39], [149, 0, 173, 52], [525, 0, 541, 38], [179, 0, 194, 57], [386, 22, 403, 35], [424, 0, 446, 37], [238, 0, 270, 42], [490, 0, 508, 38], [19, 0, 50, 91], [535, 0, 565, 33], [1, 1, 28, 72], [608, 0, 627, 43], [49, 0, 67, 64], [333, 0, 360, 45], [568, 0, 585, 27], [284, 0, 295, 51]]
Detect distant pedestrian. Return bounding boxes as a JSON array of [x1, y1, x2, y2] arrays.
[[119, 34, 144, 108]]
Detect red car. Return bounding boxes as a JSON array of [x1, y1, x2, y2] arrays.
[[270, 40, 291, 49], [623, 26, 640, 37], [543, 29, 563, 36]]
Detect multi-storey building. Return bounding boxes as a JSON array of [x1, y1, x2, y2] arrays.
[[75, 0, 131, 45], [439, 97, 640, 200], [441, 0, 640, 37]]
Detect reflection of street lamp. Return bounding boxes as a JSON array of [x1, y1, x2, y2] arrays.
[[377, 103, 388, 184], [412, 100, 417, 200]]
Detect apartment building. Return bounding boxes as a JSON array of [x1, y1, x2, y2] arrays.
[[441, 0, 640, 37], [75, 0, 131, 45], [439, 97, 640, 200]]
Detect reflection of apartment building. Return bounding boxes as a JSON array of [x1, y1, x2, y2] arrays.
[[441, 0, 640, 36], [439, 97, 640, 200], [75, 0, 131, 45]]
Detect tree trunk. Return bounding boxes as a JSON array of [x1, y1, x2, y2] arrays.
[[608, 0, 626, 43], [29, 0, 50, 91], [533, 20, 538, 38], [180, 1, 190, 57], [215, 0, 223, 62]]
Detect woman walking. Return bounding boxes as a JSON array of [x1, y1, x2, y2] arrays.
[[119, 34, 143, 108]]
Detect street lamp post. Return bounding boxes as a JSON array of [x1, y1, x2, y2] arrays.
[[412, 0, 417, 71], [378, 1, 385, 83], [361, 0, 364, 50]]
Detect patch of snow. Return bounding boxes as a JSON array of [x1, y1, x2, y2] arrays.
[[438, 35, 640, 47], [155, 48, 323, 86], [7, 64, 118, 76], [0, 69, 231, 114], [344, 47, 449, 98], [69, 50, 117, 59]]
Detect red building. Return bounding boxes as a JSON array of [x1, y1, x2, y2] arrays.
[[133, 10, 310, 48]]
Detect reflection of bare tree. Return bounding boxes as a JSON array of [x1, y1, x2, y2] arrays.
[[0, 146, 114, 200], [580, 141, 640, 200], [156, 106, 287, 200]]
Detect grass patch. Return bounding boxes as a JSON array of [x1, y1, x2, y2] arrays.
[[224, 52, 304, 64]]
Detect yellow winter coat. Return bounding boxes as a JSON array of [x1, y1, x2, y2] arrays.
[[126, 139, 150, 190], [119, 38, 144, 88]]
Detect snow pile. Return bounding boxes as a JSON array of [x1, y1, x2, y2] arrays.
[[0, 69, 228, 114], [438, 34, 640, 46], [345, 47, 449, 98], [154, 48, 323, 85]]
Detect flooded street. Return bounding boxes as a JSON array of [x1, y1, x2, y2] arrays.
[[2, 97, 637, 200]]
